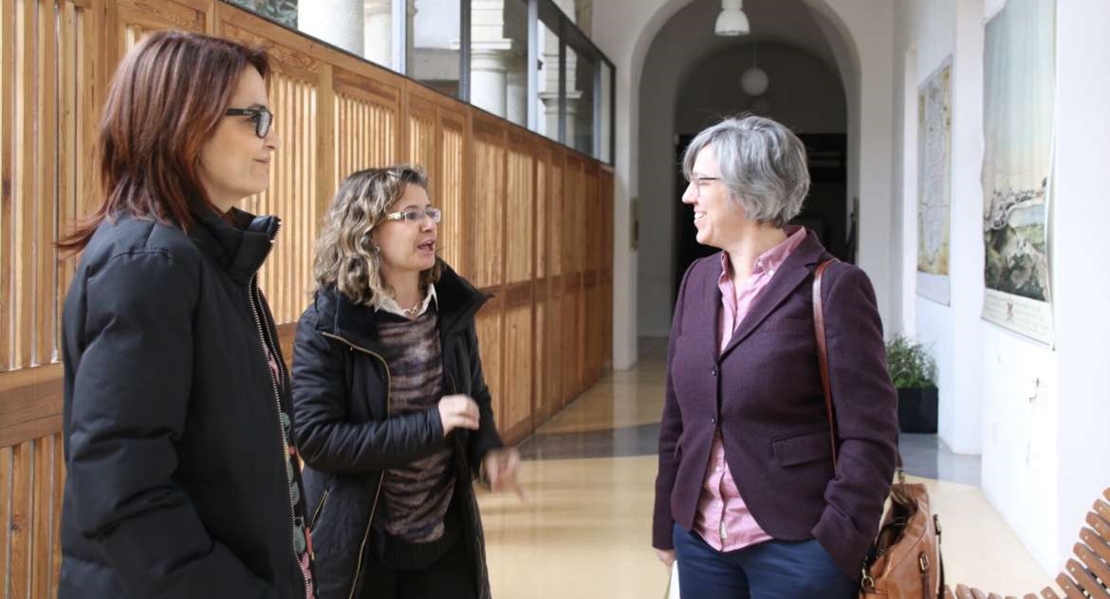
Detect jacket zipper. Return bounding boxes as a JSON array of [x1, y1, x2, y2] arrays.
[[319, 331, 392, 599], [248, 273, 310, 598]]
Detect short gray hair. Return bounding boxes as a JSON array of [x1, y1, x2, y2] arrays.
[[682, 115, 810, 227]]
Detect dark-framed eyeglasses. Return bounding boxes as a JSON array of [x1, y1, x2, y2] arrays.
[[225, 107, 274, 138], [384, 206, 442, 224]]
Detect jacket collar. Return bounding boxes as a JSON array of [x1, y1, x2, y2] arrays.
[[186, 199, 279, 284], [314, 260, 488, 352], [709, 228, 831, 359]]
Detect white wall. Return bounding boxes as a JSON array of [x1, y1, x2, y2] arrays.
[[1052, 0, 1110, 569], [891, 0, 1110, 574]]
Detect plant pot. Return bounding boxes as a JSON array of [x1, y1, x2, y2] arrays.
[[896, 386, 938, 434]]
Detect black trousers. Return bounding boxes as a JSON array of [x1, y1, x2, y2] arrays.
[[359, 536, 476, 599]]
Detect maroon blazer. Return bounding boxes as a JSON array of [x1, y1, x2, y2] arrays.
[[652, 231, 898, 580]]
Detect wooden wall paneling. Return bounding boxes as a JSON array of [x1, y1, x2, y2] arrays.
[[502, 304, 532, 440], [50, 432, 65, 595], [333, 66, 400, 176], [469, 115, 505, 290], [502, 133, 535, 438], [8, 441, 31, 597], [30, 435, 56, 598], [601, 168, 614, 368], [0, 0, 14, 371], [474, 298, 504, 440], [221, 13, 323, 324], [404, 88, 437, 168], [116, 0, 205, 56], [0, 445, 9, 597], [561, 156, 582, 400], [33, 0, 58, 368], [438, 107, 467, 274], [12, 0, 34, 371], [532, 145, 549, 426]]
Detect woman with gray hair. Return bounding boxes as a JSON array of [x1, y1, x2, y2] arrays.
[[651, 116, 898, 598], [291, 165, 520, 599]]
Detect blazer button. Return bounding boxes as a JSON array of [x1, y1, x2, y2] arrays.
[[710, 416, 717, 424], [711, 367, 718, 376]]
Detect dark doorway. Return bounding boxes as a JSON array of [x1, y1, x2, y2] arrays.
[[671, 132, 849, 310]]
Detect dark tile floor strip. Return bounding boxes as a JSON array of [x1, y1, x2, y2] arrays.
[[518, 426, 981, 486]]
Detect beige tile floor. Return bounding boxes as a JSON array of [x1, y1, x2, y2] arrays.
[[477, 356, 1052, 598]]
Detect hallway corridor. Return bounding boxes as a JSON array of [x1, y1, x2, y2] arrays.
[[476, 342, 1051, 597]]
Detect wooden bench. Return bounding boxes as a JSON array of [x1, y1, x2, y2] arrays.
[[942, 487, 1110, 599]]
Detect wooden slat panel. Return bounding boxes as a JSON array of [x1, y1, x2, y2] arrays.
[[0, 0, 13, 371], [439, 119, 465, 272], [34, 0, 58, 367], [51, 432, 64, 596], [505, 147, 533, 284], [8, 441, 32, 598], [475, 307, 503, 432], [0, 445, 10, 598], [13, 0, 35, 371], [471, 134, 504, 288], [30, 435, 55, 598], [502, 306, 533, 435], [249, 69, 318, 324]]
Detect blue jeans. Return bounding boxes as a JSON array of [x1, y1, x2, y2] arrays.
[[673, 523, 858, 599]]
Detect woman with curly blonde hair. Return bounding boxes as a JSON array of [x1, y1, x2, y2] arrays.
[[292, 165, 519, 599]]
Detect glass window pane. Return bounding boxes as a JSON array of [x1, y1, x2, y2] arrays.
[[469, 0, 529, 125], [600, 61, 612, 163], [409, 0, 462, 96], [276, 0, 402, 73], [569, 45, 594, 156], [536, 20, 561, 142]]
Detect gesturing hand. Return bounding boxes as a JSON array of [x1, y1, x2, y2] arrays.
[[438, 394, 480, 437], [482, 448, 525, 502]]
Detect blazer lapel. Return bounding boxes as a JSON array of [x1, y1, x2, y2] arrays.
[[701, 253, 725, 361], [720, 232, 826, 358]]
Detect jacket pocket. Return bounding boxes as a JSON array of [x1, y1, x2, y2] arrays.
[[771, 429, 833, 467], [308, 478, 334, 529]]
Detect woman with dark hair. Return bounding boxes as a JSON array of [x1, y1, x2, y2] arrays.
[[59, 30, 316, 598], [292, 165, 520, 599]]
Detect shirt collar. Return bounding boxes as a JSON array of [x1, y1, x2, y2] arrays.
[[374, 283, 439, 319], [720, 226, 808, 279]]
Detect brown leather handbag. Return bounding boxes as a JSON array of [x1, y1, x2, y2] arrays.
[[813, 260, 945, 599]]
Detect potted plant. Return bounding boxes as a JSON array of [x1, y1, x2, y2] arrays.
[[885, 335, 938, 434]]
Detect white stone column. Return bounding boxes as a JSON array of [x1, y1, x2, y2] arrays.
[[505, 55, 528, 126], [471, 44, 511, 117], [405, 0, 417, 70], [298, 0, 363, 55], [364, 0, 393, 69], [469, 0, 515, 118]]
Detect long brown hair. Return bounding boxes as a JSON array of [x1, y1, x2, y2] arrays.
[[58, 30, 270, 250]]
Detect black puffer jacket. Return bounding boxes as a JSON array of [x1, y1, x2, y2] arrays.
[[292, 262, 503, 599], [59, 208, 310, 598]]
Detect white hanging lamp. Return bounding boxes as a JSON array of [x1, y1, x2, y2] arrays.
[[715, 0, 750, 36], [741, 38, 768, 96]]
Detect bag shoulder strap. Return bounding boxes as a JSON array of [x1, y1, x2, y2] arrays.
[[812, 259, 839, 469], [814, 258, 906, 476]]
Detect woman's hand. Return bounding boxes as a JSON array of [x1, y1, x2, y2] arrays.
[[482, 448, 524, 501], [438, 394, 480, 437], [654, 548, 675, 569]]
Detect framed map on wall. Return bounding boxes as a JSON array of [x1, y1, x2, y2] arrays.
[[917, 58, 952, 306], [981, 0, 1055, 345]]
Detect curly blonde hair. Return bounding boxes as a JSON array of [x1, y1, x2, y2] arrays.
[[313, 165, 441, 305]]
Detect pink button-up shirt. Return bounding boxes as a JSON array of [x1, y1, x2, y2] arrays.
[[692, 227, 807, 551]]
